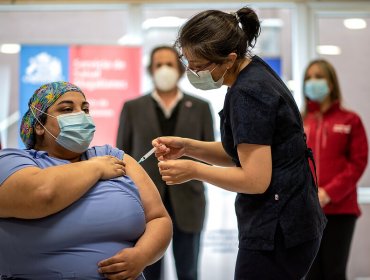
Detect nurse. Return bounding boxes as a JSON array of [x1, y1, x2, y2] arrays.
[[153, 7, 327, 280]]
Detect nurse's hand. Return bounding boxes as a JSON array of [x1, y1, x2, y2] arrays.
[[158, 159, 197, 185], [152, 137, 186, 161], [98, 247, 146, 280]]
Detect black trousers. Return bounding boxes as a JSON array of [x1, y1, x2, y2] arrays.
[[143, 190, 201, 280], [306, 214, 357, 280], [234, 225, 321, 280]]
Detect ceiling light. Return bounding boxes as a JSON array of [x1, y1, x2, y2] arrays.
[[317, 45, 341, 55], [343, 18, 367, 30], [142, 16, 187, 30], [0, 44, 20, 54]]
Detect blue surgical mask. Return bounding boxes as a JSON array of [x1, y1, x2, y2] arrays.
[[31, 107, 96, 153], [55, 112, 95, 153], [304, 79, 330, 102], [187, 66, 227, 90]]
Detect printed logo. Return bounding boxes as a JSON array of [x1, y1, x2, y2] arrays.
[[22, 52, 65, 84], [333, 124, 351, 134]]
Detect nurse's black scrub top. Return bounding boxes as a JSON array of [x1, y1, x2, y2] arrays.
[[219, 56, 327, 251]]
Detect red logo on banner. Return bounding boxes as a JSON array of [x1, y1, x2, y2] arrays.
[[69, 46, 141, 147]]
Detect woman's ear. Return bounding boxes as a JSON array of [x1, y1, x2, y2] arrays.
[[226, 53, 238, 69], [34, 122, 45, 136]]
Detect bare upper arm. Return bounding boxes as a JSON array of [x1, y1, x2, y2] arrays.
[[0, 166, 45, 217], [237, 143, 272, 193], [123, 153, 168, 222]]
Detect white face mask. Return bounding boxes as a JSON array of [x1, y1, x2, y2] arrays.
[[186, 65, 227, 90], [153, 65, 179, 92]]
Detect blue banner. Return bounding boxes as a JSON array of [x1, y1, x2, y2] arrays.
[[19, 45, 69, 147]]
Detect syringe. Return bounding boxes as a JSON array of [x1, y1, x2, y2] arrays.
[[138, 147, 156, 164]]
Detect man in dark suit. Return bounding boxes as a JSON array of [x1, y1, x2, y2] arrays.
[[116, 45, 214, 280]]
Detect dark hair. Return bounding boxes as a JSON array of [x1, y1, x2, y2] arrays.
[[38, 113, 48, 126], [303, 59, 342, 113], [147, 45, 185, 76], [174, 7, 261, 63]]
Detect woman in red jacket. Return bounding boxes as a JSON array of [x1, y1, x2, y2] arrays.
[[303, 59, 368, 280]]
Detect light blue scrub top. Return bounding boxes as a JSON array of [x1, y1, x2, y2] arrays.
[[0, 145, 146, 280]]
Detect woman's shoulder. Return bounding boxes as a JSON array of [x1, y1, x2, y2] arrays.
[[228, 75, 280, 105], [333, 104, 364, 123], [86, 144, 124, 159], [0, 148, 35, 159], [0, 148, 39, 185], [339, 105, 361, 117]]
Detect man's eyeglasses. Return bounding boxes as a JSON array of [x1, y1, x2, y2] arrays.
[[178, 55, 214, 78]]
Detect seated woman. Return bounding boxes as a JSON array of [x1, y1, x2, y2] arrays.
[[0, 81, 172, 280]]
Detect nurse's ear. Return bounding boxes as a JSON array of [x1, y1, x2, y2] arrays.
[[225, 53, 238, 69]]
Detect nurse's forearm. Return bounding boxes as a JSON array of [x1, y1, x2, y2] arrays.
[[185, 140, 234, 167], [193, 161, 270, 194]]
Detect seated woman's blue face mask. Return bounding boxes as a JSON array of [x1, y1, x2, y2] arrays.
[[31, 106, 96, 153]]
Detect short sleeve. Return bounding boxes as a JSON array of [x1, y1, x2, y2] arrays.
[[84, 145, 124, 160], [0, 149, 37, 185], [229, 86, 279, 146]]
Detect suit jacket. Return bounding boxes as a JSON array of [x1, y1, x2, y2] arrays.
[[116, 92, 214, 233]]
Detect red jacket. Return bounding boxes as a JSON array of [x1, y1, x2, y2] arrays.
[[304, 101, 368, 216]]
